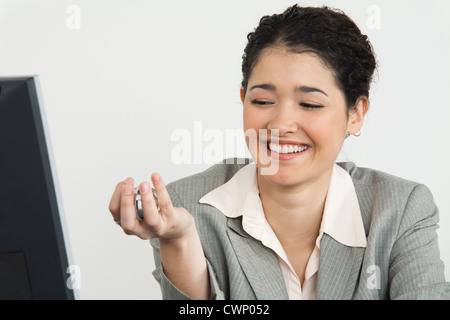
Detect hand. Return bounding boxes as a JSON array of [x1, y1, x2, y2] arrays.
[[109, 173, 194, 240], [109, 173, 210, 299]]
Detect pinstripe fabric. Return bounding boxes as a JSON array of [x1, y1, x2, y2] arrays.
[[150, 159, 450, 300]]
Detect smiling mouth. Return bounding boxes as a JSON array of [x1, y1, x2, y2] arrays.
[[266, 142, 310, 154]]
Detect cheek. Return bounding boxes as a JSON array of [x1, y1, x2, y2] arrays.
[[243, 106, 267, 132], [243, 107, 257, 151], [243, 106, 270, 160], [307, 113, 347, 149], [242, 107, 252, 131]]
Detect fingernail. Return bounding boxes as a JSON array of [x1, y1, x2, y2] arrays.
[[123, 186, 133, 195], [140, 183, 149, 194]]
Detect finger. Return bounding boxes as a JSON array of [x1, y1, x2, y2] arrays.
[[152, 188, 159, 210], [151, 173, 174, 214], [109, 177, 133, 221], [139, 182, 162, 230], [120, 182, 143, 234]]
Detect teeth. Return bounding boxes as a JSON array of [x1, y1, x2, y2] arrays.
[[268, 143, 308, 154]]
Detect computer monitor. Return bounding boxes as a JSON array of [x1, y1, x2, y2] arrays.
[[0, 76, 74, 299]]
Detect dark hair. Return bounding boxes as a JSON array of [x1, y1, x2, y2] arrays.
[[241, 4, 377, 110]]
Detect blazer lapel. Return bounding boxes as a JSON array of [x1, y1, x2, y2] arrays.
[[226, 217, 289, 300], [316, 234, 366, 299]]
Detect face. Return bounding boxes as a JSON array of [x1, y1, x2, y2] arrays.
[[241, 47, 366, 188]]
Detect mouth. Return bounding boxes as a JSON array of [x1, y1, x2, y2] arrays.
[[265, 141, 311, 154], [258, 140, 311, 162]]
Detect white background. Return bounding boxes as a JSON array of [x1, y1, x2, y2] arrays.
[[0, 0, 449, 299]]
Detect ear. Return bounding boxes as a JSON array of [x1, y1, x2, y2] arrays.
[[346, 97, 368, 135], [240, 87, 245, 104]]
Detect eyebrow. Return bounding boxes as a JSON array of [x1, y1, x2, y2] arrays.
[[249, 84, 328, 97]]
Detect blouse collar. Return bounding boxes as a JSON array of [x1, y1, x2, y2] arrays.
[[199, 162, 367, 248]]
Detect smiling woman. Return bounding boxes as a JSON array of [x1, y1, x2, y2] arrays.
[[109, 4, 450, 300]]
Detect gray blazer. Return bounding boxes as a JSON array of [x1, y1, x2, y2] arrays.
[[150, 159, 450, 300]]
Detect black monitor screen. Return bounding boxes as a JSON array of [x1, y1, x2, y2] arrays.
[[0, 76, 74, 300]]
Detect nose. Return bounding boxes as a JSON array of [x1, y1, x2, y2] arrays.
[[267, 101, 298, 136]]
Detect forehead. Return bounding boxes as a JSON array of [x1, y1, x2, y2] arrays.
[[249, 47, 340, 93]]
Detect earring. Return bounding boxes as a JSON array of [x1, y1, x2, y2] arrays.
[[345, 133, 350, 139], [353, 131, 361, 137]]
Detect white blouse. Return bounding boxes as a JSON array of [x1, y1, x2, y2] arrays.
[[199, 162, 367, 300]]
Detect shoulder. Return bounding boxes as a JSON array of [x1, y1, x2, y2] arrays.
[[337, 161, 430, 202], [337, 161, 420, 189], [338, 164, 447, 299], [337, 161, 437, 235]]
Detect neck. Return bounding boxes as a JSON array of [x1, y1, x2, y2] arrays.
[[257, 166, 333, 245]]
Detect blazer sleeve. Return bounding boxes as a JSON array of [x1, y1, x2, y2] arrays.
[[388, 184, 450, 299], [149, 184, 225, 300]]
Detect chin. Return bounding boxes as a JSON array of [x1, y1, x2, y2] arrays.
[[258, 165, 308, 187]]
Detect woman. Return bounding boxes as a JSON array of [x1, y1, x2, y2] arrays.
[[108, 5, 449, 299]]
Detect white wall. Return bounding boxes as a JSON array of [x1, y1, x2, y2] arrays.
[[1, 0, 448, 299]]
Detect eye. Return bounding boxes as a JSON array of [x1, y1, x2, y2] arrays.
[[250, 100, 274, 106], [299, 102, 323, 109]]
